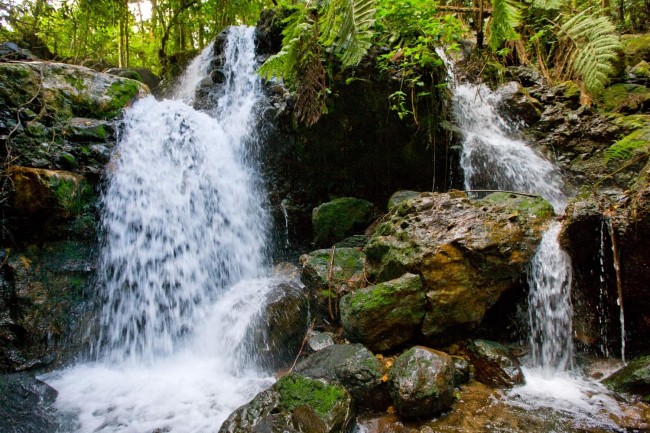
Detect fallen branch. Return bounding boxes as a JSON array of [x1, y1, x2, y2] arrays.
[[465, 189, 541, 198]]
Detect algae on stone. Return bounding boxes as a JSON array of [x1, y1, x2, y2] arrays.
[[312, 197, 376, 247]]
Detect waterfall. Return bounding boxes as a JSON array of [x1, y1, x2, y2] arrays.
[[436, 48, 573, 374], [43, 26, 277, 432]]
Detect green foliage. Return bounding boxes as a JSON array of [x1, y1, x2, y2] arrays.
[[277, 374, 346, 418], [605, 128, 650, 161], [558, 8, 622, 95], [488, 0, 523, 51], [319, 0, 376, 67]]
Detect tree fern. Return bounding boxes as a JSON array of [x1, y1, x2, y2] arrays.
[[488, 0, 523, 51], [558, 9, 621, 95], [319, 0, 377, 67]]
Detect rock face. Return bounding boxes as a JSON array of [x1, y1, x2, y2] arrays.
[[339, 273, 425, 352], [219, 373, 353, 433], [312, 197, 376, 247], [253, 281, 310, 371], [467, 340, 524, 388], [0, 373, 59, 433], [366, 191, 553, 344], [603, 355, 650, 401], [299, 247, 366, 320], [387, 346, 455, 420], [295, 343, 388, 410], [496, 81, 542, 126]]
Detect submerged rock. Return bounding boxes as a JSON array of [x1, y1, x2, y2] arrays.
[[388, 346, 455, 420], [295, 343, 388, 410], [467, 339, 524, 388], [312, 197, 376, 247], [339, 273, 425, 352], [219, 373, 353, 433], [366, 191, 553, 344]]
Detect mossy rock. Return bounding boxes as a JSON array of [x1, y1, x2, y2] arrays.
[[623, 34, 650, 67], [339, 273, 425, 352], [600, 83, 650, 113], [387, 190, 421, 211], [387, 346, 455, 419], [312, 197, 376, 247], [467, 339, 524, 388], [603, 355, 650, 402], [630, 60, 650, 82], [219, 373, 353, 433]]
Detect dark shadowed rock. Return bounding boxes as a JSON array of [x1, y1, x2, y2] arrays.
[[0, 373, 58, 433], [467, 340, 524, 388], [295, 343, 389, 410], [219, 373, 353, 433], [452, 356, 471, 386], [388, 346, 455, 420], [603, 355, 650, 402], [312, 197, 376, 247], [339, 273, 425, 352], [496, 81, 542, 126]]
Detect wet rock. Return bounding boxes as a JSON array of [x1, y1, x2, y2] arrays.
[[105, 67, 160, 92], [603, 355, 650, 402], [0, 42, 38, 61], [63, 118, 112, 142], [467, 339, 524, 388], [255, 281, 309, 371], [366, 191, 553, 344], [388, 346, 455, 419], [295, 343, 388, 410], [354, 413, 415, 433], [305, 330, 335, 353], [312, 197, 376, 247], [496, 81, 542, 126], [387, 190, 420, 211], [335, 235, 369, 249], [299, 247, 366, 320], [452, 356, 471, 386], [219, 373, 353, 433], [506, 65, 544, 88], [339, 273, 425, 352], [0, 373, 58, 433]]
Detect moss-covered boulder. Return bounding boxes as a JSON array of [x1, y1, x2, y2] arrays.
[[339, 273, 425, 352], [295, 343, 389, 410], [312, 197, 376, 247], [387, 346, 455, 420], [299, 247, 366, 320], [467, 340, 524, 388], [366, 191, 553, 344], [219, 373, 353, 433], [603, 355, 650, 402], [387, 190, 420, 211], [600, 83, 650, 113], [629, 60, 650, 83], [105, 67, 160, 93], [622, 34, 650, 67]]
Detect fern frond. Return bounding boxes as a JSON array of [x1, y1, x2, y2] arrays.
[[558, 9, 621, 95], [605, 128, 650, 161], [319, 0, 377, 67], [488, 0, 522, 51]]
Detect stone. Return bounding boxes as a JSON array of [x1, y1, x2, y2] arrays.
[[366, 192, 553, 344], [629, 60, 650, 83], [254, 282, 309, 371], [312, 197, 376, 247], [452, 356, 471, 386], [622, 33, 650, 67], [496, 81, 542, 126], [295, 343, 389, 410], [387, 346, 455, 420], [306, 331, 335, 353], [0, 373, 59, 433], [219, 373, 353, 433], [299, 247, 366, 319], [600, 83, 650, 113], [467, 340, 524, 388], [339, 273, 425, 352], [63, 118, 111, 142], [0, 42, 37, 61], [603, 355, 650, 402], [105, 67, 160, 92], [387, 190, 420, 211]]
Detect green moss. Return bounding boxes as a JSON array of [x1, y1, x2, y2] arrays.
[[48, 176, 94, 214], [478, 192, 554, 218], [623, 34, 650, 65], [63, 73, 88, 91], [277, 374, 346, 418], [603, 355, 650, 399], [105, 79, 140, 118], [600, 83, 650, 113], [561, 81, 581, 99], [312, 197, 375, 247]]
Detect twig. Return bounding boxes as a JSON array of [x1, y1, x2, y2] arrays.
[[327, 245, 336, 321], [289, 319, 316, 373], [465, 189, 541, 198]]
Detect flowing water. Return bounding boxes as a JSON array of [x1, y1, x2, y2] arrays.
[[437, 48, 639, 431], [43, 26, 278, 432]]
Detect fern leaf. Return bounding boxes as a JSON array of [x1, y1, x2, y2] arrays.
[[488, 0, 522, 51], [319, 0, 377, 67], [605, 128, 650, 161], [558, 9, 621, 95]]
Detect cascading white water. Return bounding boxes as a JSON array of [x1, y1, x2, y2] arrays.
[[43, 26, 278, 432]]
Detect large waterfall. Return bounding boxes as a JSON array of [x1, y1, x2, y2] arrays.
[[43, 26, 277, 432]]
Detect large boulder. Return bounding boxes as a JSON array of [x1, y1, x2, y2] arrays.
[[339, 273, 425, 352], [387, 346, 455, 420], [219, 373, 353, 433], [366, 191, 553, 344], [312, 197, 376, 247], [603, 355, 650, 402], [295, 343, 389, 410], [299, 247, 366, 320], [467, 339, 524, 388], [496, 81, 542, 126], [0, 373, 59, 433]]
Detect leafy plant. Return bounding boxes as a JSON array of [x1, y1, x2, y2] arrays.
[[319, 0, 377, 67], [605, 128, 650, 161], [488, 0, 523, 51]]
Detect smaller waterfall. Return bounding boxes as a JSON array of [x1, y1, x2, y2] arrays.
[[527, 222, 574, 374], [606, 219, 626, 363]]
